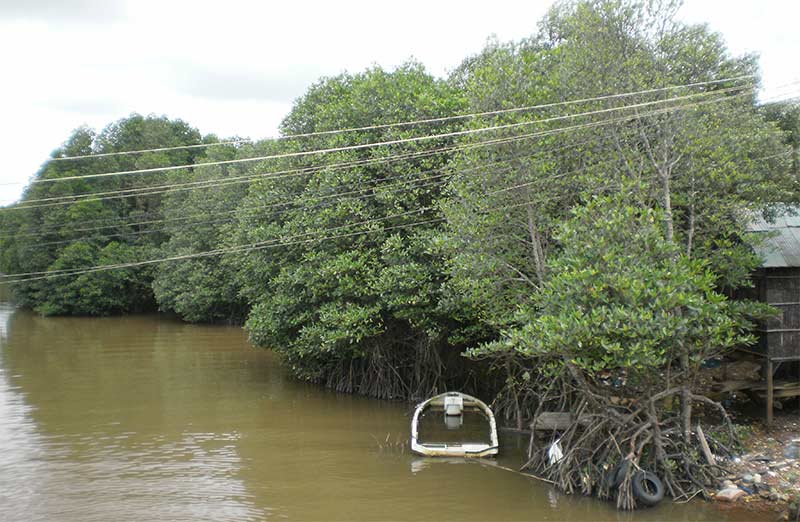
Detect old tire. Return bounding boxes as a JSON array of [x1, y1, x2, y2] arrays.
[[605, 460, 630, 490], [631, 471, 664, 507]]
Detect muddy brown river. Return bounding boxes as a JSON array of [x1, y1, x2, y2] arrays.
[[0, 299, 766, 521]]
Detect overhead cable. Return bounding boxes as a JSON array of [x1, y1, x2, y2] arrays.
[[5, 121, 646, 236], [42, 75, 754, 163], [29, 84, 754, 185], [0, 148, 790, 282], [10, 88, 756, 211]]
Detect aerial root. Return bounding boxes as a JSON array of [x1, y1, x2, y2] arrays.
[[522, 382, 739, 510]]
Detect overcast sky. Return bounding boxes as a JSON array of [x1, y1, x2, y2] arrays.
[[1, 0, 798, 205]]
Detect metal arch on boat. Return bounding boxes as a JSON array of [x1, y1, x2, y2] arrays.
[[410, 391, 499, 458]]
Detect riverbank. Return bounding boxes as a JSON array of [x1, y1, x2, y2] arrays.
[[713, 413, 800, 519]]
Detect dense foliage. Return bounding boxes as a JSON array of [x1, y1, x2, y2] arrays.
[[151, 140, 269, 323], [0, 115, 209, 315], [484, 194, 757, 375], [439, 0, 794, 505], [234, 63, 475, 398], [1, 0, 798, 507]]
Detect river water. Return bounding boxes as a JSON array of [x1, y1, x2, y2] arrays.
[[0, 299, 764, 521]]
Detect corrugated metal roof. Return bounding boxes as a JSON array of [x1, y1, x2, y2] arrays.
[[749, 212, 800, 267]]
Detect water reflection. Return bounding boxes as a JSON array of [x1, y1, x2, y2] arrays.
[[0, 354, 60, 519], [0, 298, 13, 341], [417, 410, 492, 444], [0, 310, 267, 521], [0, 305, 770, 521]]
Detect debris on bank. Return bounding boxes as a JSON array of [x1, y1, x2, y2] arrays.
[[712, 415, 800, 520]]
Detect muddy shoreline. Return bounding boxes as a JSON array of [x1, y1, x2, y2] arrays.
[[711, 414, 800, 519]]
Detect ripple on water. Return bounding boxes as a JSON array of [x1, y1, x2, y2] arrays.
[[0, 307, 773, 522]]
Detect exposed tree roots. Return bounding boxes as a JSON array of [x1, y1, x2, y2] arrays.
[[522, 371, 739, 510], [319, 333, 485, 401], [310, 335, 737, 511]]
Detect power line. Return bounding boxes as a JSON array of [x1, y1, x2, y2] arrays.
[[3, 88, 788, 276], [6, 140, 648, 246], [48, 139, 252, 162], [9, 88, 757, 211], [0, 170, 696, 284], [3, 87, 789, 257], [2, 153, 639, 278], [0, 174, 775, 283], [40, 75, 754, 164], [1, 147, 790, 282], [11, 150, 626, 249], [0, 196, 539, 283], [23, 175, 454, 248], [0, 215, 445, 283], [4, 111, 661, 233], [0, 205, 441, 281], [13, 112, 671, 240], [28, 85, 753, 185], [3, 86, 788, 255], [5, 111, 683, 231]]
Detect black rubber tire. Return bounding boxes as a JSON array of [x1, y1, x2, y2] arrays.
[[604, 465, 617, 490], [605, 460, 630, 490], [631, 471, 664, 507]]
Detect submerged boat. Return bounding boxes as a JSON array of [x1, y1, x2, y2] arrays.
[[410, 392, 499, 457]]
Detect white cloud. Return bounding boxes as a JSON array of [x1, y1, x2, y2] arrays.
[[0, 0, 125, 22], [0, 0, 797, 206], [677, 0, 800, 100]]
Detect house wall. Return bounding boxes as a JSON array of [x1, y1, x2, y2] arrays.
[[754, 267, 800, 361]]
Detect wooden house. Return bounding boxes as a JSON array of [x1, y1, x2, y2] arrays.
[[749, 212, 800, 425]]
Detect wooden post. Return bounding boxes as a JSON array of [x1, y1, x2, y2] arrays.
[[767, 358, 774, 428], [696, 424, 715, 465]]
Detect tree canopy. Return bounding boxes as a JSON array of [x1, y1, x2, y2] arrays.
[[234, 63, 473, 398], [1, 0, 797, 507], [0, 114, 209, 315]]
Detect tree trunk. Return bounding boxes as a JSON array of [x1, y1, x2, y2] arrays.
[[680, 351, 692, 444], [660, 170, 675, 243], [526, 203, 546, 285]]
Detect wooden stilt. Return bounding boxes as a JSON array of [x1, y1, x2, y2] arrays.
[[767, 358, 774, 428]]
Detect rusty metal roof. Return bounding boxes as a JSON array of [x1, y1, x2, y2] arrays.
[[749, 212, 800, 267]]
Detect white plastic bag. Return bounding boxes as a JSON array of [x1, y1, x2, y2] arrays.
[[548, 439, 564, 465]]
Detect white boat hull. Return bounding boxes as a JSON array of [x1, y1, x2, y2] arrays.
[[410, 392, 499, 458]]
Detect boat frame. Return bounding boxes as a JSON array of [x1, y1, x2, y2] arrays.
[[410, 392, 499, 457]]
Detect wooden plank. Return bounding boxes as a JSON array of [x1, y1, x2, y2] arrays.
[[769, 356, 800, 362], [697, 424, 715, 465], [750, 379, 800, 391], [756, 388, 800, 399], [532, 412, 589, 431], [712, 380, 760, 393]]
